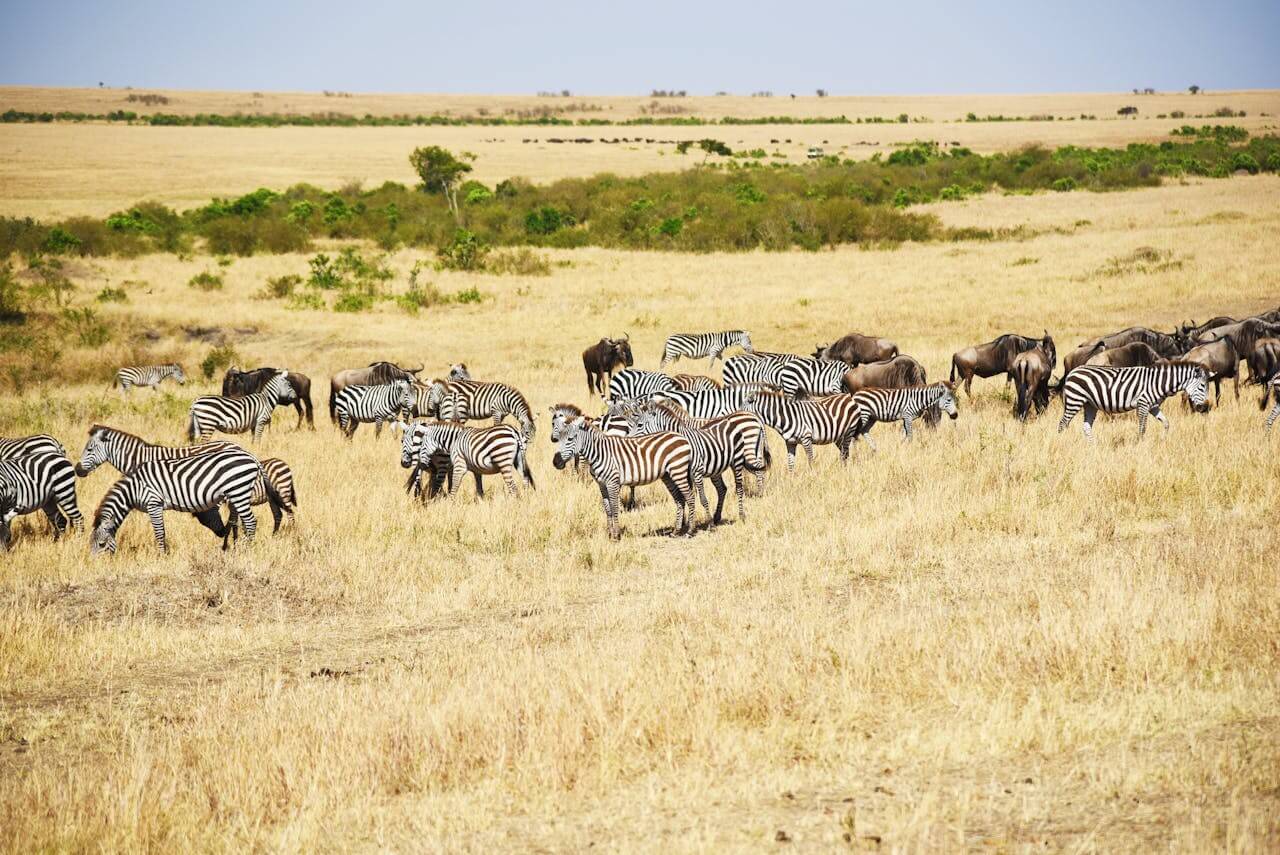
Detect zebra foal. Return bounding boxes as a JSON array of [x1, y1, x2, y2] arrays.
[[188, 370, 297, 443], [113, 363, 186, 395], [1058, 363, 1208, 440], [0, 452, 83, 550]]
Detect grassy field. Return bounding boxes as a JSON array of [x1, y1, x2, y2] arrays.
[[3, 87, 1279, 219], [1, 166, 1278, 850]]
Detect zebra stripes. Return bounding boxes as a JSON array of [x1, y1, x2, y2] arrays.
[[625, 402, 768, 524], [1059, 363, 1209, 439], [400, 421, 533, 499], [333, 380, 413, 439], [660, 330, 754, 368], [0, 434, 66, 460], [553, 417, 694, 539], [189, 371, 297, 442], [852, 383, 959, 443], [721, 354, 792, 388], [1267, 375, 1280, 431], [671, 374, 720, 392], [90, 446, 267, 553], [607, 369, 678, 403], [746, 390, 868, 470], [776, 357, 849, 398], [653, 383, 778, 420], [428, 379, 536, 439], [0, 452, 83, 549], [114, 364, 185, 394]]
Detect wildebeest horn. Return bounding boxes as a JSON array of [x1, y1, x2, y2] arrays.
[[623, 332, 630, 341], [408, 365, 423, 374]]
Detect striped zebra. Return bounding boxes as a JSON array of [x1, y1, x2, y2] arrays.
[[0, 452, 83, 549], [851, 383, 959, 445], [448, 363, 471, 381], [1058, 363, 1208, 440], [671, 374, 721, 392], [90, 446, 272, 554], [653, 383, 780, 420], [659, 330, 754, 368], [400, 421, 533, 499], [625, 401, 768, 524], [188, 370, 297, 443], [113, 363, 186, 395], [74, 425, 296, 532], [549, 403, 632, 442], [777, 357, 849, 398], [607, 369, 678, 403], [746, 389, 868, 470], [1266, 375, 1280, 431], [333, 380, 414, 439], [0, 434, 66, 460], [721, 354, 792, 388], [552, 416, 695, 539], [427, 380, 536, 439]]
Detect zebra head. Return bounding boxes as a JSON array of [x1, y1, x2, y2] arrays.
[[392, 379, 414, 412], [549, 405, 580, 442], [400, 422, 427, 468], [265, 371, 297, 404], [1183, 366, 1210, 412], [448, 363, 470, 381], [739, 330, 755, 353], [170, 364, 187, 385], [552, 417, 587, 470], [75, 427, 110, 477], [936, 382, 959, 420]]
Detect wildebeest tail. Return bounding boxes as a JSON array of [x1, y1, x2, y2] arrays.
[[328, 385, 338, 424]]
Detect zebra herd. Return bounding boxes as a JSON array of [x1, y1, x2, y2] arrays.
[[1, 312, 1277, 549]]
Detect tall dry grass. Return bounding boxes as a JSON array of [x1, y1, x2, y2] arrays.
[[0, 177, 1278, 851]]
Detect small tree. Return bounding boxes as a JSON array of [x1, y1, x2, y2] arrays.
[[1189, 85, 1201, 95], [409, 146, 475, 221], [677, 138, 733, 163], [1118, 106, 1138, 117], [816, 89, 828, 97]]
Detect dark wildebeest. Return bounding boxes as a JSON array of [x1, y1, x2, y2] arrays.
[[1246, 339, 1280, 405], [1061, 327, 1189, 381], [223, 366, 315, 430], [1178, 317, 1236, 340], [949, 332, 1048, 398], [841, 354, 938, 428], [582, 335, 633, 396], [1193, 318, 1280, 365], [1011, 337, 1057, 420], [812, 333, 898, 367], [1084, 341, 1163, 368], [329, 362, 422, 423], [1178, 335, 1240, 404]]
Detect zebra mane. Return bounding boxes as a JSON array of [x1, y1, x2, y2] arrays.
[[87, 424, 146, 443], [551, 402, 584, 416]]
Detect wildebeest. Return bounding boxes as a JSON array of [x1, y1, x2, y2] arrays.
[[812, 333, 898, 367], [1084, 341, 1162, 368], [1178, 334, 1240, 404], [329, 361, 422, 422], [840, 355, 927, 393], [1062, 327, 1189, 380], [582, 335, 634, 396], [1011, 338, 1057, 420], [1194, 318, 1280, 365], [1246, 338, 1280, 406], [949, 332, 1048, 397], [448, 363, 471, 381], [1178, 317, 1236, 340], [223, 366, 314, 429]]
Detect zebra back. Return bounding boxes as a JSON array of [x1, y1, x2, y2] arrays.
[[722, 355, 790, 387], [0, 434, 66, 460], [608, 369, 678, 403]]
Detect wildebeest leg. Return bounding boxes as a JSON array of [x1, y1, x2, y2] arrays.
[[1232, 370, 1239, 401], [623, 486, 637, 511], [709, 473, 727, 524], [964, 373, 973, 398], [1081, 403, 1098, 441]]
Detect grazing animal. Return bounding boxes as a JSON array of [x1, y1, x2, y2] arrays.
[[448, 363, 471, 381], [660, 330, 753, 368], [1084, 341, 1162, 368], [840, 355, 928, 393], [1064, 327, 1190, 382], [721, 354, 791, 388], [113, 364, 185, 395], [582, 336, 634, 396], [188, 371, 297, 443], [426, 379, 536, 439], [89, 447, 272, 554], [549, 403, 631, 442], [1058, 363, 1209, 440], [607, 368, 678, 403], [329, 362, 422, 422], [1178, 335, 1240, 404], [223, 366, 314, 429], [0, 434, 66, 460], [851, 383, 959, 444], [745, 388, 867, 470], [1247, 338, 1280, 407], [949, 333, 1045, 397], [1194, 318, 1280, 365], [0, 452, 82, 550], [400, 421, 533, 499], [1178, 317, 1236, 340], [73, 425, 295, 533], [776, 357, 850, 398], [625, 401, 769, 523], [332, 380, 414, 439], [814, 333, 898, 367], [671, 373, 720, 392], [552, 417, 695, 539], [652, 383, 780, 420], [1012, 339, 1058, 420]]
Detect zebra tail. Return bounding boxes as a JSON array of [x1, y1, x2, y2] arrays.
[[746, 431, 770, 472], [186, 410, 197, 442], [516, 434, 535, 488]]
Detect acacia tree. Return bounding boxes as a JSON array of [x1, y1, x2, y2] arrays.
[[676, 138, 733, 164], [409, 146, 475, 221], [1189, 84, 1201, 95]]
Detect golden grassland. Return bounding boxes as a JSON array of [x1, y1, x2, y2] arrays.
[[0, 175, 1278, 850], [2, 87, 1279, 219]]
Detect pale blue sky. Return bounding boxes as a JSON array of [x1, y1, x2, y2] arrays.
[[1, 0, 1276, 94]]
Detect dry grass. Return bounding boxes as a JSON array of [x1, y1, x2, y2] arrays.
[[2, 87, 1279, 218], [1, 175, 1278, 851]]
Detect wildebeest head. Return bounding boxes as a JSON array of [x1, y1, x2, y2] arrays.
[[811, 343, 828, 360], [1040, 331, 1057, 369], [614, 334, 634, 368]]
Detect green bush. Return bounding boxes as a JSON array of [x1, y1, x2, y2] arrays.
[[287, 292, 325, 311], [436, 229, 488, 271], [43, 226, 82, 255], [188, 270, 224, 291], [96, 286, 128, 303], [61, 306, 110, 347], [0, 262, 24, 321], [200, 344, 239, 379], [308, 253, 343, 289], [1051, 176, 1078, 191], [1266, 152, 1280, 172], [524, 206, 573, 235], [1231, 153, 1260, 174], [333, 292, 375, 312], [397, 282, 447, 314], [453, 286, 483, 304], [257, 274, 301, 299]]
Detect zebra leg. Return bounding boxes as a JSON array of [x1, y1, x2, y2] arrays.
[[228, 494, 256, 542], [1081, 404, 1098, 441], [785, 441, 797, 472], [192, 507, 232, 548], [1136, 404, 1150, 438], [54, 487, 83, 534], [146, 503, 168, 553], [267, 494, 284, 533], [450, 455, 468, 499], [374, 419, 384, 439], [501, 464, 520, 495], [660, 473, 690, 536], [709, 474, 728, 525], [42, 498, 69, 539], [901, 419, 914, 441], [801, 435, 815, 465], [1153, 406, 1171, 431], [1267, 400, 1280, 430], [695, 473, 711, 519], [605, 480, 622, 539], [731, 464, 747, 521]]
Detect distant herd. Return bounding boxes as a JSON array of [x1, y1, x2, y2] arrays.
[[2, 305, 1279, 549]]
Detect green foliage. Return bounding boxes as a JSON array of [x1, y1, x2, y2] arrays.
[[25, 256, 76, 307], [61, 306, 110, 347], [453, 286, 483, 304], [286, 200, 315, 225], [733, 183, 767, 204], [655, 216, 684, 236], [43, 227, 81, 255], [333, 292, 375, 312], [409, 146, 475, 194], [1051, 176, 1078, 192], [525, 206, 573, 235], [1170, 124, 1248, 142], [257, 274, 301, 300], [1231, 153, 1260, 174], [0, 263, 24, 321], [436, 229, 488, 270], [308, 254, 342, 289], [461, 182, 492, 204], [200, 344, 239, 380], [96, 285, 128, 303], [287, 292, 325, 311], [188, 270, 224, 291]]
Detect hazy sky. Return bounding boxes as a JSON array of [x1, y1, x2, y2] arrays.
[[1, 0, 1277, 95]]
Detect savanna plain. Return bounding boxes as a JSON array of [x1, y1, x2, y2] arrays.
[[1, 89, 1279, 852]]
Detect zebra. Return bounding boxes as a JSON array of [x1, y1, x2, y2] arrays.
[[89, 447, 273, 554], [552, 416, 695, 539], [777, 357, 849, 398], [428, 379, 536, 439], [1266, 375, 1280, 431], [0, 452, 82, 550], [549, 403, 632, 442], [74, 425, 296, 532], [113, 363, 186, 395], [746, 389, 868, 470], [659, 330, 754, 368], [721, 354, 791, 388], [625, 401, 768, 524], [671, 374, 721, 392], [1058, 363, 1209, 440], [0, 434, 66, 460], [653, 383, 780, 420], [448, 363, 471, 381], [607, 369, 678, 403], [188, 370, 297, 443], [851, 383, 959, 445], [400, 421, 533, 499], [332, 380, 414, 439]]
